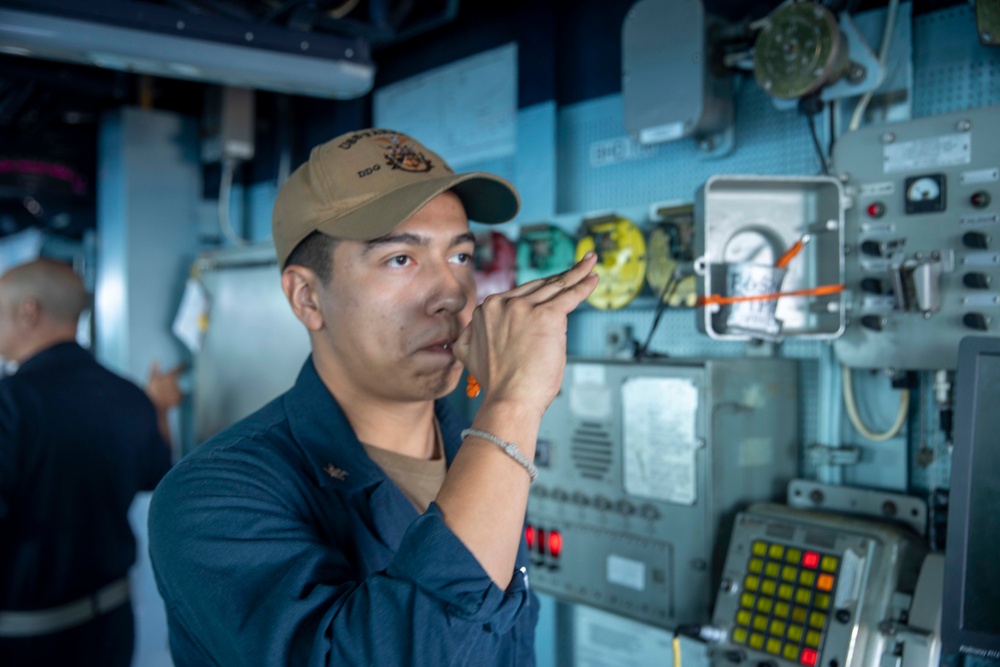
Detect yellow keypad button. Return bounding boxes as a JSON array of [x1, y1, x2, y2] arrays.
[[777, 583, 794, 600], [774, 602, 790, 618], [787, 624, 804, 642], [791, 606, 808, 623], [752, 541, 768, 556], [815, 593, 831, 610], [749, 558, 764, 574], [805, 630, 821, 648], [821, 555, 838, 572], [799, 570, 816, 587], [761, 579, 777, 596], [810, 611, 826, 629], [766, 638, 782, 655], [781, 565, 798, 582], [765, 562, 781, 578], [741, 593, 755, 608], [817, 573, 835, 592], [784, 645, 800, 661], [744, 575, 760, 592], [770, 620, 786, 636], [757, 597, 773, 614], [795, 588, 812, 605], [786, 547, 802, 563], [736, 610, 752, 626], [769, 544, 785, 559], [733, 627, 748, 645], [753, 615, 769, 631], [749, 633, 765, 650]]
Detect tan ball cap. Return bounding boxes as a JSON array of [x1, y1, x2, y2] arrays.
[[272, 128, 521, 267]]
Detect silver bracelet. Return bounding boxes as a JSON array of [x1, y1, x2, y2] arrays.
[[460, 428, 539, 483]]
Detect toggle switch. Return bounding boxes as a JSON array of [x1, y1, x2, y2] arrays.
[[963, 231, 990, 249], [861, 315, 884, 331], [860, 277, 886, 294], [964, 313, 990, 330], [963, 272, 992, 289]]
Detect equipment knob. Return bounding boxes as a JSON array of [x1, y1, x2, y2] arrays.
[[860, 277, 885, 294], [860, 315, 884, 331], [963, 231, 990, 249], [963, 272, 991, 289], [964, 313, 990, 330], [860, 240, 883, 256]]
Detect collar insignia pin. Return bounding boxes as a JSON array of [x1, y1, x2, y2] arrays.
[[324, 463, 349, 481]]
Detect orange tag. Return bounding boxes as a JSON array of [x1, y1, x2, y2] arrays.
[[466, 375, 481, 398]]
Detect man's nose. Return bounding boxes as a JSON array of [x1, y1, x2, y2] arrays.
[[426, 260, 471, 315]]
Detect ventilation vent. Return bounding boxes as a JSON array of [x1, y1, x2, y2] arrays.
[[571, 421, 613, 480]]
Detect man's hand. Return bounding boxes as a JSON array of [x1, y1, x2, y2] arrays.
[[146, 361, 186, 415], [453, 252, 598, 414]]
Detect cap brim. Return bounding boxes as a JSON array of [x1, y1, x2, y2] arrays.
[[314, 171, 520, 241]]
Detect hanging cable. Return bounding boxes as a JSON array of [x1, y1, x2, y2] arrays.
[[218, 158, 248, 247], [848, 0, 900, 131], [842, 365, 909, 441], [636, 273, 680, 359]]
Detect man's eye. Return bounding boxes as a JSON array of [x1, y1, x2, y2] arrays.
[[389, 255, 411, 267], [452, 252, 473, 265]]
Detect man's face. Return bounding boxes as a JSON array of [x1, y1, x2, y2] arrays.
[[315, 191, 477, 403]]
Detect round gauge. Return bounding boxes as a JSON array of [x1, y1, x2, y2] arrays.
[[722, 228, 779, 266], [906, 177, 941, 202], [472, 230, 516, 304], [753, 2, 848, 99], [646, 225, 697, 307], [515, 225, 576, 285], [576, 216, 647, 310]]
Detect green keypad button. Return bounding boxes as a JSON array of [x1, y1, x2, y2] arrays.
[[764, 562, 781, 578], [791, 606, 808, 623], [774, 602, 790, 618], [744, 575, 760, 592], [787, 624, 804, 642], [781, 565, 798, 582], [768, 544, 785, 559], [770, 620, 786, 636], [777, 584, 794, 600], [749, 633, 765, 650], [753, 615, 769, 631], [766, 638, 782, 655], [784, 645, 800, 660], [810, 611, 827, 629], [733, 627, 748, 644], [752, 541, 768, 556], [749, 558, 764, 574], [786, 548, 802, 563], [756, 598, 773, 613], [737, 610, 752, 626], [795, 588, 812, 605], [821, 555, 838, 572], [815, 593, 830, 610], [806, 630, 821, 648], [799, 570, 816, 587], [741, 593, 755, 608], [761, 579, 777, 596]]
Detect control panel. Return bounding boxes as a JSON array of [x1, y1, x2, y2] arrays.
[[833, 104, 1000, 369], [711, 504, 928, 667], [526, 358, 800, 630]]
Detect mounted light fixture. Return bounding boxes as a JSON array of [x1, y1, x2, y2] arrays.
[[0, 1, 375, 99]]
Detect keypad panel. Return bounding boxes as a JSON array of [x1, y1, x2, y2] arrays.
[[729, 540, 839, 666]]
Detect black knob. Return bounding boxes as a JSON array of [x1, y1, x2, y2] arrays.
[[861, 315, 884, 331], [552, 488, 569, 502], [835, 608, 852, 624], [571, 492, 590, 507], [860, 240, 883, 256], [964, 272, 991, 289], [963, 231, 990, 249], [640, 503, 660, 521], [616, 499, 636, 516], [964, 313, 990, 330], [860, 277, 885, 294], [594, 495, 613, 511]]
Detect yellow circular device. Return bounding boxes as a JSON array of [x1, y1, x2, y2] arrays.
[[646, 225, 697, 307], [576, 216, 647, 310]]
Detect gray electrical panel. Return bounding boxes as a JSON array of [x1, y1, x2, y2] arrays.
[[526, 358, 799, 630], [833, 104, 1000, 370]]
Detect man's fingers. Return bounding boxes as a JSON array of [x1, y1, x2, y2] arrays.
[[452, 325, 472, 366], [499, 252, 598, 299]]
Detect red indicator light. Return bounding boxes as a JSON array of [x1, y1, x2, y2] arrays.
[[971, 191, 991, 209], [803, 551, 820, 569], [537, 528, 547, 555], [801, 648, 818, 666], [525, 526, 536, 550], [548, 530, 563, 558], [866, 202, 885, 218]]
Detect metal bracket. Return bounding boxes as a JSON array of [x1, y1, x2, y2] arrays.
[[788, 478, 928, 536]]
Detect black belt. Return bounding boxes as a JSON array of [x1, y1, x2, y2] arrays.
[[0, 577, 130, 638]]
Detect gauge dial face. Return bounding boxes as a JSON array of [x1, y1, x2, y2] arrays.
[[906, 177, 941, 202], [753, 1, 846, 99], [516, 225, 576, 285], [646, 225, 697, 307], [576, 217, 647, 310], [722, 228, 778, 266]]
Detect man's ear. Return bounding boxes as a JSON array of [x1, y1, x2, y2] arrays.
[[281, 266, 325, 332]]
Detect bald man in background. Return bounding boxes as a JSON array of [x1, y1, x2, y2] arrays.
[[0, 259, 179, 667]]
